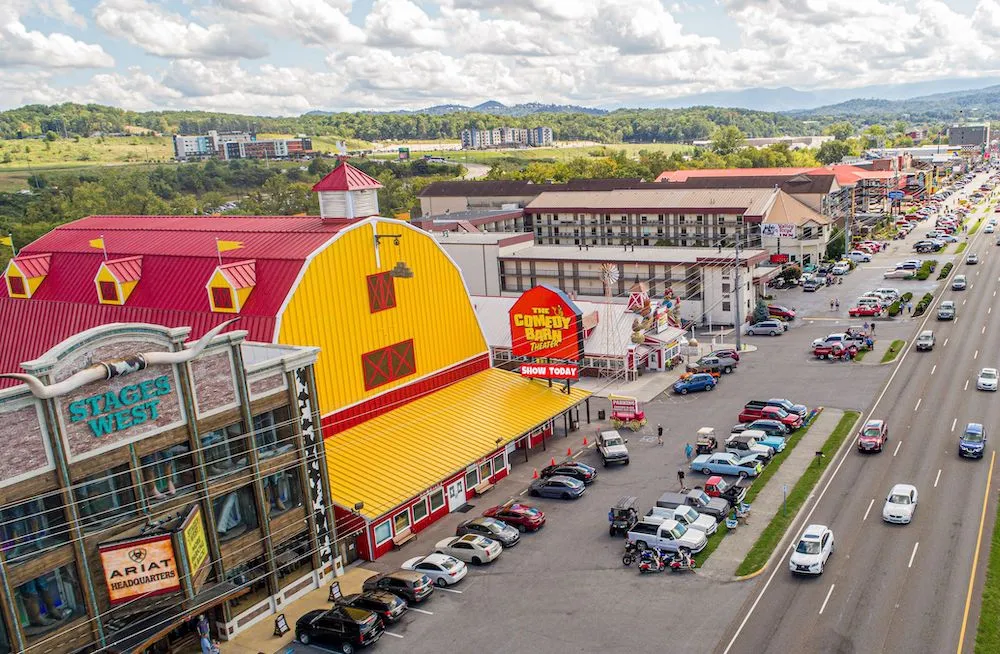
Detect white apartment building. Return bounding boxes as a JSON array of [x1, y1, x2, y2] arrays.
[[461, 126, 552, 149]]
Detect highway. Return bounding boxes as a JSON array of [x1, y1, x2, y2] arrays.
[[718, 173, 1000, 654]]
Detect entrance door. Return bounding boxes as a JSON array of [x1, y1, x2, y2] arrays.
[[446, 479, 465, 512]]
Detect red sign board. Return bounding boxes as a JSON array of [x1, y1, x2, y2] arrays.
[[508, 285, 584, 361], [519, 363, 579, 380], [769, 254, 789, 264]]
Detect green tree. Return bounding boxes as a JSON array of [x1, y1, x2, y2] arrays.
[[44, 131, 58, 141], [816, 140, 852, 165], [752, 299, 769, 324], [710, 126, 746, 156], [825, 122, 854, 141]]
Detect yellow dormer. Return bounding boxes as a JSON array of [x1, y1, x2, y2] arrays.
[[95, 256, 142, 305], [4, 254, 51, 299], [207, 260, 256, 313]]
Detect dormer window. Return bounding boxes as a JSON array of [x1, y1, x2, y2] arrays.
[[212, 286, 234, 310], [4, 253, 51, 299], [95, 256, 142, 305], [8, 275, 25, 296], [207, 260, 255, 313], [98, 280, 119, 303]]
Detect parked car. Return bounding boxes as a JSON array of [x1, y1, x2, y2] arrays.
[[977, 367, 998, 391], [952, 275, 967, 290], [434, 534, 502, 564], [540, 461, 597, 484], [882, 484, 918, 524], [766, 398, 808, 419], [337, 591, 408, 625], [884, 268, 913, 279], [857, 419, 888, 453], [767, 305, 796, 320], [742, 419, 790, 438], [708, 348, 740, 362], [831, 263, 851, 275], [295, 606, 385, 651], [803, 278, 823, 292], [847, 250, 871, 263], [362, 570, 435, 604], [455, 517, 520, 547], [789, 524, 834, 575], [645, 504, 718, 536], [656, 489, 731, 522], [849, 304, 883, 318], [937, 301, 956, 320], [701, 475, 748, 505], [916, 330, 935, 351], [627, 518, 707, 553], [959, 422, 987, 459], [725, 433, 774, 463], [402, 553, 468, 587], [673, 373, 716, 394], [738, 403, 802, 429], [482, 502, 545, 532], [690, 452, 763, 478], [687, 354, 738, 374], [528, 475, 586, 499], [596, 430, 630, 466], [746, 319, 786, 336], [738, 428, 786, 454]]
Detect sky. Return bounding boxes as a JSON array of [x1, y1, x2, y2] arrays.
[[4, 0, 1000, 116]]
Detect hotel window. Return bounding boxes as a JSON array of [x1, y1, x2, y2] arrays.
[[696, 215, 704, 224], [74, 464, 136, 529], [15, 564, 84, 641], [214, 485, 259, 542], [140, 443, 194, 502], [264, 467, 303, 517], [412, 498, 429, 523], [0, 495, 69, 564], [723, 302, 732, 311], [254, 407, 295, 459], [736, 215, 744, 225], [717, 216, 725, 224], [679, 216, 687, 224], [366, 271, 396, 313], [7, 276, 25, 296], [201, 422, 249, 478], [225, 554, 269, 614], [722, 283, 731, 294], [428, 488, 445, 512], [373, 520, 393, 546], [720, 227, 727, 236], [211, 286, 234, 310], [98, 280, 118, 303], [275, 532, 311, 585]]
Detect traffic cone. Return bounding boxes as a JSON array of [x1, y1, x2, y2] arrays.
[[583, 436, 589, 446], [550, 457, 556, 466], [532, 468, 538, 479], [567, 447, 573, 457]]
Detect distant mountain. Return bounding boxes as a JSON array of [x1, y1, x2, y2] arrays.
[[793, 83, 1000, 118], [306, 100, 607, 117]]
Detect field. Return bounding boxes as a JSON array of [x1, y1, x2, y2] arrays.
[[368, 141, 691, 164]]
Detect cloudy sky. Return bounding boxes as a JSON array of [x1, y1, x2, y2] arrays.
[[3, 0, 1000, 115]]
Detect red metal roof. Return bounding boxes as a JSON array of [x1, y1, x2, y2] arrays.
[[657, 168, 815, 182], [103, 256, 143, 283], [312, 162, 383, 192], [11, 253, 50, 278], [218, 260, 256, 289]]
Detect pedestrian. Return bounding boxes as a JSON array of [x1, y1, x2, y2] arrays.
[[870, 321, 875, 335], [657, 424, 664, 446], [685, 442, 694, 460], [677, 468, 686, 490], [863, 321, 869, 332], [907, 301, 913, 314], [835, 298, 840, 310], [830, 298, 835, 311], [196, 615, 212, 654]]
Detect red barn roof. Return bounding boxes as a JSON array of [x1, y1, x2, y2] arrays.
[[0, 214, 354, 386], [312, 162, 383, 192], [218, 260, 256, 289], [103, 255, 143, 283], [11, 253, 51, 278]]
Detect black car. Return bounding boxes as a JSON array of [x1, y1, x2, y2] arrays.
[[539, 461, 597, 484], [744, 419, 790, 439], [338, 590, 408, 624], [455, 516, 520, 547], [295, 606, 384, 653], [362, 570, 434, 604]]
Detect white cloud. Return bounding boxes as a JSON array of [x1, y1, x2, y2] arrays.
[[94, 0, 268, 59], [208, 0, 366, 46], [0, 1, 112, 68]]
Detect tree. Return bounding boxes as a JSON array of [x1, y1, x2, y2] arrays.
[[710, 126, 745, 156], [826, 237, 845, 261], [825, 122, 854, 141], [752, 299, 769, 324], [816, 140, 852, 165]]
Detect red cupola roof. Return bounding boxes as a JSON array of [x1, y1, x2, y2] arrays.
[[312, 161, 383, 192]]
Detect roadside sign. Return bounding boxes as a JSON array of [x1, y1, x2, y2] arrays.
[[888, 190, 905, 201]]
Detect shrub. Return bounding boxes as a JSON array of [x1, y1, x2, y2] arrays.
[[901, 292, 913, 303], [938, 263, 953, 280], [915, 270, 930, 280], [913, 292, 934, 317], [888, 300, 902, 316]]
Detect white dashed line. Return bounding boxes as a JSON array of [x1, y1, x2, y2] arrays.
[[945, 338, 949, 347], [863, 498, 875, 521], [931, 365, 937, 375], [975, 350, 980, 360], [893, 441, 902, 457], [964, 299, 968, 306], [914, 398, 921, 411], [984, 326, 988, 334], [934, 469, 942, 488], [409, 608, 434, 615], [819, 584, 836, 615], [965, 379, 970, 390], [952, 418, 958, 432], [908, 542, 920, 568], [990, 307, 993, 314], [384, 632, 405, 639]]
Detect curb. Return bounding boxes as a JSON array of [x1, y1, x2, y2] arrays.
[[729, 409, 859, 582]]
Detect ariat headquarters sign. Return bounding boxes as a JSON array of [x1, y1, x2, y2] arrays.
[[99, 534, 181, 605]]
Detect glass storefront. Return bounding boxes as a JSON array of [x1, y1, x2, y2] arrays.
[[74, 464, 136, 529], [264, 468, 303, 518], [0, 494, 69, 565], [15, 565, 85, 642], [139, 443, 194, 502], [212, 486, 259, 543], [225, 555, 270, 614], [253, 407, 296, 460], [201, 422, 249, 479], [275, 533, 312, 588], [0, 616, 10, 654]]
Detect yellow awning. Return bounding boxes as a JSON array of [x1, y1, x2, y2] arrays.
[[325, 367, 590, 520]]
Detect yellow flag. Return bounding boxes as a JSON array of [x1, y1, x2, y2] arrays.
[[89, 238, 105, 250], [0, 235, 11, 248], [217, 240, 243, 253]]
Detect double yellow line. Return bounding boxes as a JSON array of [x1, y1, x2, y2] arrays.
[[957, 449, 997, 653]]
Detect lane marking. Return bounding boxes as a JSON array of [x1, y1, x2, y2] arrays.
[[519, 489, 528, 496], [957, 450, 996, 654], [819, 584, 836, 615], [893, 441, 902, 457], [990, 307, 993, 314], [964, 299, 968, 306], [409, 608, 434, 615], [908, 542, 920, 569], [975, 350, 980, 360], [863, 498, 875, 521], [931, 364, 937, 375], [945, 338, 949, 347], [952, 418, 958, 432], [437, 587, 463, 594], [383, 632, 405, 639], [983, 325, 987, 335], [965, 379, 970, 391], [934, 469, 942, 488], [915, 398, 922, 411]]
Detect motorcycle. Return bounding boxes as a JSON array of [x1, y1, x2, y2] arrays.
[[667, 550, 697, 573], [622, 541, 641, 566], [637, 549, 666, 574]]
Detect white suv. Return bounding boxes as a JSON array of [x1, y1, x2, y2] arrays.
[[789, 524, 834, 575]]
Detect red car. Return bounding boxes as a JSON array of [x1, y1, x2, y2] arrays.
[[482, 502, 545, 532], [709, 348, 740, 362], [857, 419, 888, 452], [767, 305, 796, 320], [848, 304, 882, 317]]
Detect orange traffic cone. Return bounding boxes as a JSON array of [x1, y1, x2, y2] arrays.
[[532, 468, 538, 479], [550, 457, 556, 466], [567, 447, 573, 457], [583, 436, 589, 446]]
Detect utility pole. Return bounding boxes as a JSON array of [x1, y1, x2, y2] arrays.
[[733, 233, 743, 352]]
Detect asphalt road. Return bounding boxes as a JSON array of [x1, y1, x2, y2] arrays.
[[718, 172, 1000, 654]]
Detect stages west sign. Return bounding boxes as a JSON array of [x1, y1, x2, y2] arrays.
[[68, 375, 173, 437]]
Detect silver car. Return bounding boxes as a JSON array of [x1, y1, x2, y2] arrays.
[[746, 319, 785, 336]]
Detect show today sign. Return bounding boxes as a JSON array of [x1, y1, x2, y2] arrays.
[[68, 375, 173, 438]]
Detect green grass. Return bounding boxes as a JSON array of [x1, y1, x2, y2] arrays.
[[956, 241, 969, 254], [0, 135, 173, 169], [974, 480, 1000, 653], [734, 411, 860, 577], [370, 141, 691, 164], [854, 349, 868, 362], [881, 340, 905, 363]]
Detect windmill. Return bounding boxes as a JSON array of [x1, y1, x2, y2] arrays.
[[599, 263, 627, 381]]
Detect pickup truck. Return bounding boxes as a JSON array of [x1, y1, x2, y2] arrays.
[[596, 430, 630, 466], [701, 475, 749, 505], [645, 505, 718, 536], [656, 489, 730, 522], [686, 354, 737, 375], [751, 398, 808, 419], [737, 404, 803, 430], [811, 332, 865, 350], [626, 518, 707, 553], [691, 452, 763, 478]]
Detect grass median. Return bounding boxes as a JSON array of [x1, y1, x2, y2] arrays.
[[734, 411, 860, 577], [974, 488, 1000, 652], [956, 241, 969, 254], [881, 339, 905, 364]]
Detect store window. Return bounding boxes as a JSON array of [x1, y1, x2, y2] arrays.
[[275, 533, 312, 586], [464, 468, 478, 490], [264, 468, 303, 517], [74, 464, 136, 529], [373, 521, 392, 546], [428, 488, 445, 513], [201, 422, 248, 478], [15, 564, 84, 641], [213, 486, 259, 542], [225, 555, 270, 614], [492, 452, 507, 476], [139, 442, 194, 502], [393, 510, 410, 535], [1, 494, 69, 565], [253, 407, 296, 459], [479, 461, 491, 483], [412, 498, 428, 523]]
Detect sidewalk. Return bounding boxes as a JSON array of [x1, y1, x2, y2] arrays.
[[698, 408, 849, 579]]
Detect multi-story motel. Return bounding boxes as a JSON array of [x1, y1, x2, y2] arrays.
[[173, 131, 312, 161]]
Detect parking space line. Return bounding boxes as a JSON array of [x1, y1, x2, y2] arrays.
[[975, 350, 980, 360], [944, 338, 949, 347], [984, 326, 988, 334], [819, 584, 835, 615], [893, 441, 902, 457], [908, 542, 920, 568], [931, 365, 936, 375], [437, 587, 463, 594], [863, 498, 875, 521], [965, 379, 970, 390], [952, 418, 958, 432], [384, 632, 404, 639], [914, 398, 921, 411], [963, 299, 967, 305], [518, 489, 527, 496], [934, 469, 942, 488], [409, 608, 433, 615]]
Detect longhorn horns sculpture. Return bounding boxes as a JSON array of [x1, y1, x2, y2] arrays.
[[1, 318, 240, 400]]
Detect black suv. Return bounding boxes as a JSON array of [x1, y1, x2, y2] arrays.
[[295, 606, 384, 652], [539, 461, 597, 484], [362, 570, 434, 604], [338, 590, 408, 624]]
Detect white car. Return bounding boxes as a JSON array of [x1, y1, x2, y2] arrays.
[[434, 534, 502, 564], [847, 250, 872, 263], [789, 524, 834, 575], [968, 253, 980, 265], [402, 553, 468, 587], [977, 367, 999, 391], [882, 484, 918, 524], [986, 224, 996, 233], [831, 263, 851, 275]]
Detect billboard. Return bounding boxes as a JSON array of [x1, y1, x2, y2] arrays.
[[508, 285, 584, 361], [760, 224, 796, 238], [99, 534, 181, 605]]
